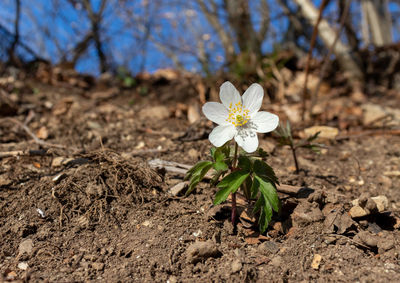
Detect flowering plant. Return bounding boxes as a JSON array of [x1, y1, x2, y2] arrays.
[[185, 81, 280, 232]]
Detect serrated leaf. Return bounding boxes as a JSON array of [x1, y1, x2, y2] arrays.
[[185, 162, 213, 196], [213, 186, 233, 205], [213, 170, 249, 205], [253, 160, 279, 185], [185, 161, 213, 181], [237, 156, 252, 172], [255, 176, 280, 212], [213, 160, 228, 171], [259, 200, 272, 233], [253, 192, 264, 213], [250, 176, 260, 199]]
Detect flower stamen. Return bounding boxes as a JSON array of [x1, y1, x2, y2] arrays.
[[226, 101, 250, 127]]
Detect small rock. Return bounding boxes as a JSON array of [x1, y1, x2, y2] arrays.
[[188, 148, 199, 159], [52, 173, 67, 183], [311, 254, 322, 270], [257, 241, 279, 255], [377, 233, 395, 253], [141, 220, 152, 227], [304, 126, 339, 141], [291, 201, 324, 227], [231, 258, 242, 273], [6, 271, 17, 280], [269, 255, 283, 267], [371, 195, 389, 212], [0, 174, 12, 186], [92, 262, 104, 271], [168, 181, 188, 196], [167, 276, 178, 283], [350, 195, 388, 218], [323, 209, 357, 234], [349, 206, 368, 218], [383, 171, 400, 177], [138, 106, 170, 120], [361, 103, 400, 127], [354, 231, 379, 248], [18, 239, 34, 257], [18, 262, 29, 270], [51, 157, 73, 167], [307, 191, 326, 208], [186, 240, 221, 264]]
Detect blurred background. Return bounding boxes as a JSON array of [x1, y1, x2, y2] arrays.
[[0, 0, 399, 82]]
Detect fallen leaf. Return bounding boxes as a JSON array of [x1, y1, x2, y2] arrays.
[[33, 162, 41, 168], [36, 126, 49, 139]]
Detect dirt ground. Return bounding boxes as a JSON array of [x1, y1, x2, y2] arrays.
[[1, 68, 400, 282]]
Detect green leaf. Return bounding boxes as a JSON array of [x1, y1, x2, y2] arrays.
[[255, 176, 280, 212], [251, 174, 280, 233], [213, 170, 249, 205], [259, 200, 272, 233], [257, 147, 268, 158], [237, 156, 252, 172], [211, 147, 230, 171], [306, 131, 320, 142], [185, 161, 213, 195], [210, 147, 217, 159], [214, 186, 233, 205], [250, 176, 260, 199], [185, 161, 213, 181], [253, 160, 279, 185], [213, 160, 228, 171]]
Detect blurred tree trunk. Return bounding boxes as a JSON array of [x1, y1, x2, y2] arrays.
[[361, 0, 392, 46], [339, 0, 359, 52], [9, 0, 22, 66], [293, 0, 364, 82], [82, 0, 109, 73]]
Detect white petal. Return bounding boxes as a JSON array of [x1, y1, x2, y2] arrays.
[[209, 125, 236, 147], [219, 81, 241, 109], [251, 111, 279, 133], [235, 131, 259, 153], [202, 102, 229, 125], [242, 83, 263, 115]]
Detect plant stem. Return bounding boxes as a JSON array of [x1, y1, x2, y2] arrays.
[[231, 143, 239, 226], [291, 145, 299, 174]]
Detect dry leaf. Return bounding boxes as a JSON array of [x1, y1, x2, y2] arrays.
[[36, 126, 49, 139]]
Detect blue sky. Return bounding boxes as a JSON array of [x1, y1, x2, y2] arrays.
[[0, 0, 399, 75]]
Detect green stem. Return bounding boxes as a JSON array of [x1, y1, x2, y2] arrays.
[[231, 143, 239, 226]]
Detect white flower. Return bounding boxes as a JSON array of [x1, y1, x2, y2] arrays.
[[202, 81, 279, 153]]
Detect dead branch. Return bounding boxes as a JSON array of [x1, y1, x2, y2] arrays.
[[0, 149, 48, 158], [5, 117, 76, 150]]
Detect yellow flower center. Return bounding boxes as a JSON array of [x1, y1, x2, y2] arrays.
[[226, 102, 250, 127]]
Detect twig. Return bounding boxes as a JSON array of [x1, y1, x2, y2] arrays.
[[0, 149, 48, 158], [301, 0, 329, 121], [5, 117, 74, 150], [129, 148, 168, 156]]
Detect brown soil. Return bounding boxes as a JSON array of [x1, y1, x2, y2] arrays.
[[1, 72, 400, 282]]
